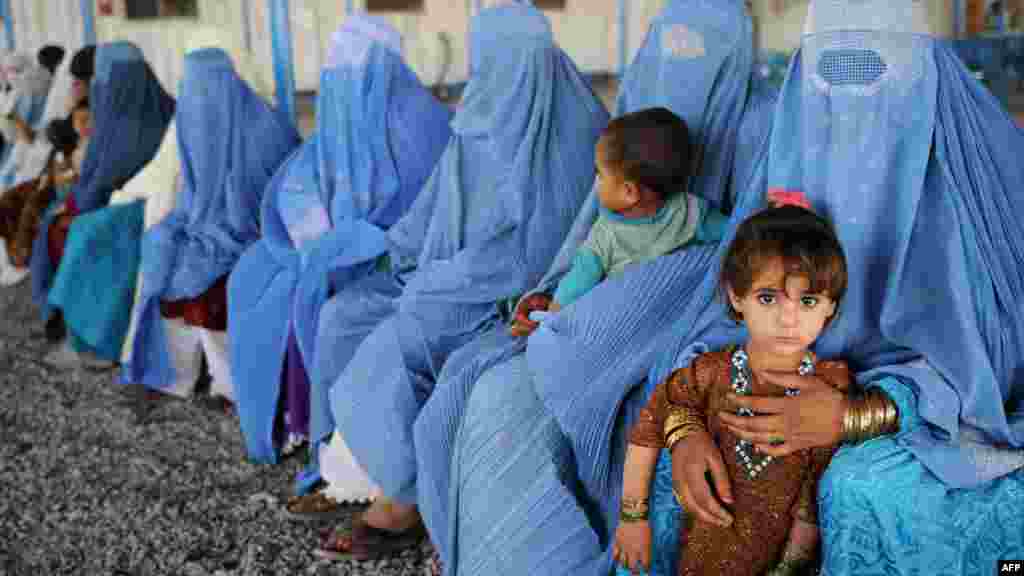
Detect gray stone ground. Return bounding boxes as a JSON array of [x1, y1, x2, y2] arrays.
[[0, 280, 433, 576]]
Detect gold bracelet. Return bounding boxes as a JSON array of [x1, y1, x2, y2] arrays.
[[620, 497, 649, 515], [664, 406, 706, 451], [619, 497, 649, 522], [843, 390, 900, 444], [665, 422, 705, 452]]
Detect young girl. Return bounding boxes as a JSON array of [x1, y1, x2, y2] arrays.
[[616, 203, 850, 576]]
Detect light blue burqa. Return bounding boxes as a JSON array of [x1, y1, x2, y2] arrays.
[[29, 42, 174, 360], [431, 1, 777, 574], [595, 1, 1024, 574], [228, 18, 453, 464], [322, 2, 609, 503], [759, 3, 1022, 573], [122, 48, 300, 389]]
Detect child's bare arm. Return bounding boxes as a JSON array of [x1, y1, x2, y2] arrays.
[[622, 442, 659, 502], [614, 443, 659, 572]]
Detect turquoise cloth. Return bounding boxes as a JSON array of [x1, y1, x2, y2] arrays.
[[554, 194, 725, 306], [48, 200, 145, 360], [552, 248, 603, 307]]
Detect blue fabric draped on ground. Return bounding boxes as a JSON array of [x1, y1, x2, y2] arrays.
[[410, 2, 774, 573], [228, 16, 452, 464], [123, 48, 300, 389], [30, 42, 174, 361], [322, 2, 608, 506]]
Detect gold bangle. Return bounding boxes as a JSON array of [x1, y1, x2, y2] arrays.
[[843, 390, 900, 444], [620, 497, 649, 515], [665, 422, 704, 452], [619, 497, 649, 522], [664, 406, 706, 451]]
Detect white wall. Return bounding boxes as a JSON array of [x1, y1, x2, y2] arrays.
[[8, 2, 85, 63], [96, 0, 256, 95], [753, 0, 955, 53]]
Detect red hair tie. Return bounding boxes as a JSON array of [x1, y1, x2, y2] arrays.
[[766, 188, 812, 210]]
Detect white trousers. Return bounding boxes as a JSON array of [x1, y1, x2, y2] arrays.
[[320, 430, 381, 504], [160, 317, 234, 400]]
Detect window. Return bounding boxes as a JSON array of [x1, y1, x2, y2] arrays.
[[533, 0, 567, 10], [123, 0, 198, 19], [366, 0, 424, 12]]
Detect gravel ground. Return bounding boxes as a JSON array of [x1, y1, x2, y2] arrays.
[[0, 280, 434, 576]]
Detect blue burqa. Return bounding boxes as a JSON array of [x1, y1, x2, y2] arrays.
[[122, 48, 300, 389], [469, 1, 1024, 574], [322, 2, 609, 504], [228, 17, 453, 464], [30, 42, 174, 360], [752, 2, 1022, 573], [431, 1, 777, 574]]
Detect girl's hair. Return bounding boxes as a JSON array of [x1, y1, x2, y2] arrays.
[[70, 45, 96, 82], [72, 97, 89, 113], [600, 107, 691, 201], [37, 45, 65, 75], [720, 204, 848, 322], [46, 116, 79, 157]]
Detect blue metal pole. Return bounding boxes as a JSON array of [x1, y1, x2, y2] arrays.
[[268, 0, 297, 125], [80, 0, 97, 45], [617, 0, 627, 75], [953, 0, 963, 39], [2, 0, 14, 50], [241, 2, 253, 53]]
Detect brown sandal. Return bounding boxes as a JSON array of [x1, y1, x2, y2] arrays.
[[284, 491, 345, 523], [314, 518, 426, 561]]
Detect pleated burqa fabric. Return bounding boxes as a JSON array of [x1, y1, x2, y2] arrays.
[[321, 2, 608, 507], [228, 16, 452, 464]]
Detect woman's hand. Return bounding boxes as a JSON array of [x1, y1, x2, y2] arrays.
[[13, 116, 33, 144], [612, 520, 652, 573], [509, 293, 552, 337], [670, 431, 733, 527], [719, 371, 847, 457]]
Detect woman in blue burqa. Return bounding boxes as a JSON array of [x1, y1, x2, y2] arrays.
[[312, 2, 609, 559], [121, 47, 300, 402], [412, 1, 774, 573], [227, 15, 453, 465], [447, 1, 1024, 574], [29, 42, 175, 366]]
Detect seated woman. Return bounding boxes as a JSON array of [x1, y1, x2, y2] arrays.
[[0, 44, 75, 193], [119, 26, 280, 403], [0, 115, 80, 274], [406, 1, 774, 572], [310, 3, 609, 560], [228, 15, 453, 466], [30, 42, 175, 369], [451, 1, 1024, 575], [0, 51, 53, 165], [68, 45, 95, 109], [120, 47, 300, 406]]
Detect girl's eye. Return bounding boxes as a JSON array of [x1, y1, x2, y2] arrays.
[[801, 296, 819, 308], [757, 294, 776, 305]]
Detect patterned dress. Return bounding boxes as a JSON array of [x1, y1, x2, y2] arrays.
[[629, 350, 850, 575]]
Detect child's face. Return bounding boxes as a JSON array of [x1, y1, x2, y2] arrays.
[[71, 80, 88, 109], [595, 137, 639, 213], [72, 108, 92, 139], [728, 257, 837, 359]]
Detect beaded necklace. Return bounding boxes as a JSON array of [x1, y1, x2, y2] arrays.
[[730, 346, 814, 479]]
